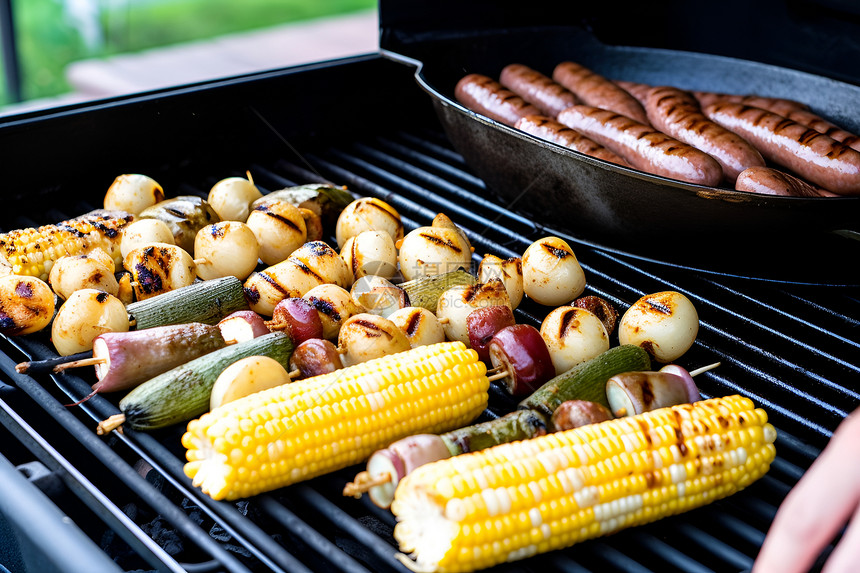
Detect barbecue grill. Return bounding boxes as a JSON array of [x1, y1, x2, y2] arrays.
[[0, 2, 858, 572]]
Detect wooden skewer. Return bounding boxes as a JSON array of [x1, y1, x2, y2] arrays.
[[487, 370, 510, 383], [193, 258, 207, 265], [343, 470, 392, 497], [689, 362, 720, 377], [53, 356, 107, 373], [438, 318, 450, 324], [486, 365, 504, 375], [288, 369, 301, 379]]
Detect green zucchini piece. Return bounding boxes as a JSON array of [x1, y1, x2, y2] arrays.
[[97, 332, 293, 433], [519, 344, 651, 415], [398, 269, 476, 311], [256, 184, 354, 226], [126, 276, 247, 330]]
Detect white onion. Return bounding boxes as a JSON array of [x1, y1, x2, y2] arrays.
[[618, 291, 699, 363]]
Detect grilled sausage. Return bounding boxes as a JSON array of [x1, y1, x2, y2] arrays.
[[515, 115, 629, 166], [693, 91, 808, 117], [735, 166, 838, 197], [645, 86, 765, 182], [703, 102, 860, 195], [614, 80, 652, 106], [455, 74, 542, 127], [557, 105, 722, 186], [499, 64, 579, 118], [553, 62, 650, 124], [782, 109, 860, 152]]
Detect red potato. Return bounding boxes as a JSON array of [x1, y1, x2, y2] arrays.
[[487, 324, 555, 396], [217, 310, 269, 345], [703, 102, 860, 195], [455, 74, 542, 127], [266, 298, 324, 344], [645, 86, 765, 182], [550, 400, 612, 431], [466, 305, 516, 362], [289, 338, 343, 378], [514, 116, 629, 166], [557, 105, 723, 186], [553, 62, 650, 124], [499, 64, 579, 118]]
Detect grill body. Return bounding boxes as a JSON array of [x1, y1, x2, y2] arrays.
[[0, 32, 857, 573]]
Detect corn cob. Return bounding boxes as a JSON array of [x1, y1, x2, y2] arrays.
[[182, 341, 489, 500], [0, 211, 133, 280], [392, 395, 776, 573]]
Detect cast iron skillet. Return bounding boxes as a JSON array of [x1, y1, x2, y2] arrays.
[[391, 26, 860, 283]]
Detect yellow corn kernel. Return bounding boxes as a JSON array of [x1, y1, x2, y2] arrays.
[[392, 396, 777, 573], [183, 341, 489, 501], [0, 212, 132, 280]]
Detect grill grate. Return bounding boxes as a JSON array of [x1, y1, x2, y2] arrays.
[[1, 113, 857, 572]]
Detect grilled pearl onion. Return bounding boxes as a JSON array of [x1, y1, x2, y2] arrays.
[[341, 230, 398, 280], [522, 236, 586, 306], [478, 254, 523, 309], [120, 219, 175, 260], [398, 226, 472, 282], [246, 199, 307, 266], [436, 279, 512, 344], [618, 291, 699, 363], [337, 313, 411, 366], [51, 289, 128, 355], [207, 175, 263, 222], [302, 283, 365, 340], [193, 221, 260, 281], [0, 275, 55, 335], [335, 197, 403, 249], [103, 174, 164, 216], [244, 241, 351, 316], [388, 306, 446, 348], [49, 252, 119, 300], [540, 306, 610, 374], [350, 275, 410, 318], [124, 243, 196, 300]]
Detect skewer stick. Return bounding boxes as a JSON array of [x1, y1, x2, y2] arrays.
[[53, 356, 107, 373], [193, 258, 207, 266], [343, 470, 392, 497], [487, 370, 510, 383], [438, 318, 450, 324], [689, 362, 720, 377], [486, 365, 504, 375], [288, 369, 301, 379]]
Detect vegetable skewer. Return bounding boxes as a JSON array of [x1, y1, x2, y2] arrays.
[[392, 395, 776, 573]]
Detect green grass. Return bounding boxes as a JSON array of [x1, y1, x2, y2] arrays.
[[3, 0, 375, 106]]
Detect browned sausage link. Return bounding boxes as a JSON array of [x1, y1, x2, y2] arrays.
[[552, 62, 650, 125], [735, 166, 838, 197], [454, 74, 542, 127], [499, 64, 579, 118], [703, 102, 860, 195], [784, 109, 860, 152], [557, 105, 723, 186], [515, 115, 630, 167], [645, 86, 765, 182], [614, 80, 652, 106], [692, 91, 808, 117]]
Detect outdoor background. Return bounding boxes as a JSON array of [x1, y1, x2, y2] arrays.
[[2, 0, 376, 108]]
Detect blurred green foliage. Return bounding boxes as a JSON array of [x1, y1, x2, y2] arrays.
[[2, 0, 375, 105]]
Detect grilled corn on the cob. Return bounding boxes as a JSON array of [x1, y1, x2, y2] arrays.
[[183, 341, 489, 500], [0, 211, 133, 280], [392, 395, 776, 573]]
